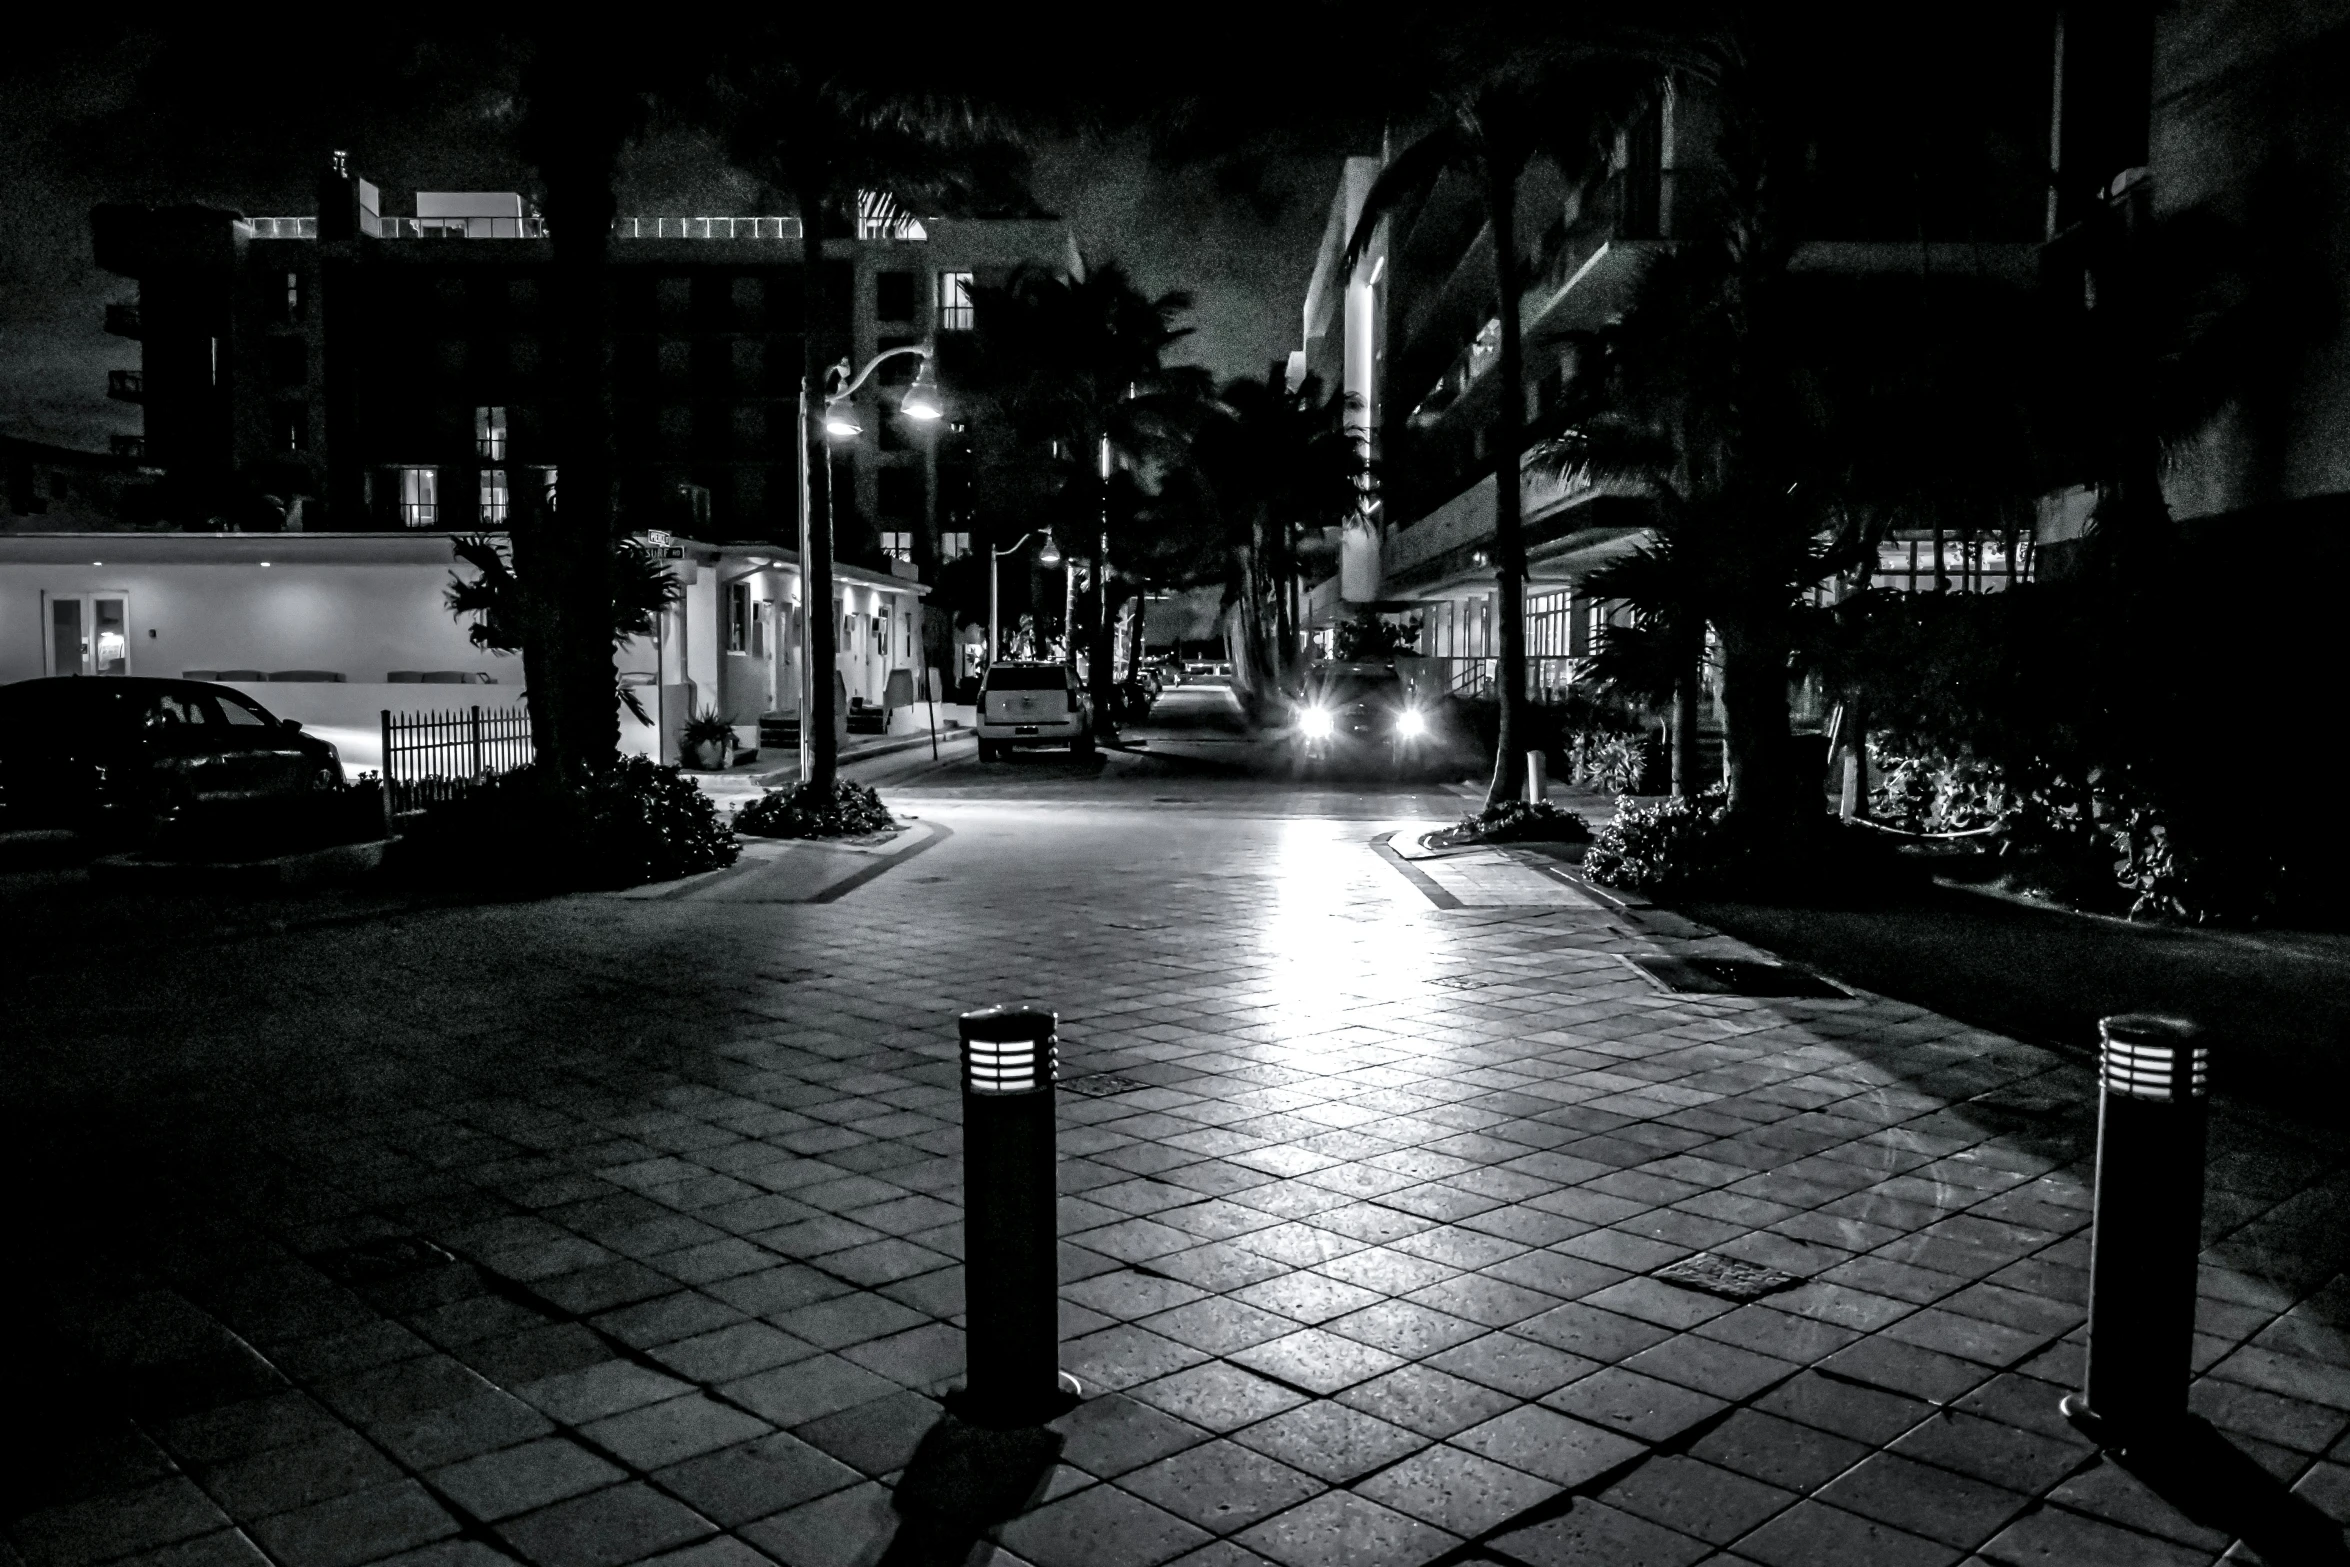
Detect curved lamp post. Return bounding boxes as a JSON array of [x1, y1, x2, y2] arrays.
[[795, 343, 941, 777], [989, 530, 1062, 663]]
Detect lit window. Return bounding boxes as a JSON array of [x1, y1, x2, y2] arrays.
[[729, 582, 749, 653], [479, 468, 508, 524], [285, 270, 302, 321], [940, 530, 970, 560], [880, 531, 913, 563], [937, 271, 975, 332], [474, 405, 507, 461], [396, 466, 438, 528]]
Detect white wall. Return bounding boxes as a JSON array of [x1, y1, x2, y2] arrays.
[[3, 560, 505, 689]]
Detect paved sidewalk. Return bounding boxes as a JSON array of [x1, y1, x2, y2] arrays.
[[4, 802, 2348, 1567]]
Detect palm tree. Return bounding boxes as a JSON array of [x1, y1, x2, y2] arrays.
[[692, 43, 1026, 789], [949, 259, 1206, 741], [1342, 36, 1688, 809], [514, 36, 648, 782], [1193, 370, 1374, 703]]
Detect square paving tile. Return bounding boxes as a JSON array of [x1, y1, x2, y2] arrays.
[[1487, 1498, 1714, 1567], [1423, 1332, 1599, 1400], [1130, 1363, 1310, 1434], [428, 1439, 624, 1523], [1687, 1409, 1873, 1494], [718, 1354, 899, 1428], [1054, 1393, 1216, 1478], [1540, 1366, 1727, 1444], [1598, 1452, 1799, 1545], [1228, 1402, 1429, 1485], [580, 1394, 771, 1471], [1142, 1298, 1301, 1356], [1731, 1496, 1963, 1567], [791, 1390, 942, 1477], [1228, 1330, 1405, 1396], [1814, 1451, 2030, 1551], [1235, 1489, 1461, 1567], [996, 1479, 1214, 1567], [1335, 1365, 1519, 1440], [1116, 1440, 1325, 1534], [652, 1433, 861, 1527], [1448, 1404, 1646, 1488], [246, 1481, 459, 1567], [1322, 1301, 1487, 1360], [1355, 1444, 1557, 1539]]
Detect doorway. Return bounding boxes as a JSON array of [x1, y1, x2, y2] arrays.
[[45, 592, 131, 677]]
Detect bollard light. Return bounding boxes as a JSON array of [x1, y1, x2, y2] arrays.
[[956, 1004, 1076, 1427], [1525, 749, 1549, 805], [2062, 1013, 2211, 1447]]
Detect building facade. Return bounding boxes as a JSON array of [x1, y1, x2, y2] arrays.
[[1295, 12, 2096, 702]]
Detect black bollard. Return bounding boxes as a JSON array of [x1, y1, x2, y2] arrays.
[[2062, 1013, 2211, 1446], [956, 1004, 1074, 1427]]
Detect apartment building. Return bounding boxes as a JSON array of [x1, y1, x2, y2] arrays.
[[1296, 12, 2081, 701], [90, 158, 1076, 578]]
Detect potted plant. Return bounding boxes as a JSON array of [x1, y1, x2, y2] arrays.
[[681, 709, 735, 771]]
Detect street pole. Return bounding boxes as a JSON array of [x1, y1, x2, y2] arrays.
[[796, 383, 814, 781], [989, 543, 1001, 664]]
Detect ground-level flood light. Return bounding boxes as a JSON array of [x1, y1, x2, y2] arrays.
[[1396, 709, 1427, 738], [1300, 708, 1334, 738]]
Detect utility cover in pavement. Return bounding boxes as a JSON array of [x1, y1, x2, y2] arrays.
[[1630, 955, 1847, 998], [1653, 1252, 1805, 1301], [1060, 1073, 1153, 1098]]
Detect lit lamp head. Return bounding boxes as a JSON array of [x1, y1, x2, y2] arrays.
[[900, 352, 944, 422], [823, 398, 863, 439], [1038, 534, 1063, 569]]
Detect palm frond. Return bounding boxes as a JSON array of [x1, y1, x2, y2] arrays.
[[1343, 127, 1470, 275]]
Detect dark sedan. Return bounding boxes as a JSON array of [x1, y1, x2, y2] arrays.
[[1293, 663, 1448, 778], [0, 677, 345, 842]]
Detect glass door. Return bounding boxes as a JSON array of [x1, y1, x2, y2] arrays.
[[44, 593, 130, 676]]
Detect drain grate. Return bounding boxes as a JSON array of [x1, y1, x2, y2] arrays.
[[1060, 1073, 1154, 1098], [1630, 955, 1847, 998], [1653, 1252, 1804, 1301]]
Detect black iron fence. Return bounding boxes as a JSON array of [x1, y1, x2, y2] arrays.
[[381, 704, 534, 812]]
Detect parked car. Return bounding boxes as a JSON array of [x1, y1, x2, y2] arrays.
[[1180, 659, 1234, 685], [975, 661, 1094, 760], [0, 676, 346, 842], [1292, 662, 1443, 778]]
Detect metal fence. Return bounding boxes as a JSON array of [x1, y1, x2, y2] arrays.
[[381, 705, 534, 812]]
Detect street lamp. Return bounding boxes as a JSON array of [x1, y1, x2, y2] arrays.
[[796, 342, 940, 777], [989, 530, 1061, 663]]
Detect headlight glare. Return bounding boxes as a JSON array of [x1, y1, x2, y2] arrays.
[[1299, 708, 1334, 739], [1396, 709, 1427, 738]]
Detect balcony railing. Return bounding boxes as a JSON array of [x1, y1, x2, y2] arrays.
[[376, 215, 548, 240], [613, 216, 802, 240], [104, 302, 142, 339], [242, 216, 318, 238], [107, 370, 144, 403]]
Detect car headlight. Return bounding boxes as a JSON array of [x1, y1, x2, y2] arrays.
[[1299, 708, 1334, 739], [1396, 709, 1427, 739]]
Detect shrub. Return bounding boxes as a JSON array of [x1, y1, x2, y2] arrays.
[[1866, 745, 2007, 834], [682, 709, 735, 750], [1584, 788, 1733, 894], [398, 758, 738, 890], [736, 778, 895, 840], [1563, 729, 1656, 795], [1452, 799, 1592, 844]]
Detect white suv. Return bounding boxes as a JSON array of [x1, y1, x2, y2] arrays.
[[976, 661, 1094, 760]]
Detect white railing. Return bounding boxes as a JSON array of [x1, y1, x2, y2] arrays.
[[614, 216, 802, 240], [242, 216, 318, 238]]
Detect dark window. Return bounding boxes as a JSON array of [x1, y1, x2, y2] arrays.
[[983, 665, 1068, 691], [877, 467, 925, 521], [876, 270, 917, 322], [876, 335, 917, 385], [278, 405, 307, 451], [265, 337, 306, 388]]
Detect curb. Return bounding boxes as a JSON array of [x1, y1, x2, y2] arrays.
[[750, 728, 974, 784], [90, 838, 391, 891]]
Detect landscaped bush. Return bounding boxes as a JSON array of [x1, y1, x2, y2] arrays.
[[1584, 788, 1733, 894], [1866, 745, 2007, 835], [1562, 729, 1661, 795], [397, 758, 738, 890], [736, 778, 895, 840], [1449, 799, 1593, 845]]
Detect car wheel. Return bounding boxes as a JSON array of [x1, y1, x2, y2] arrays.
[[1073, 732, 1096, 758], [976, 740, 998, 763]]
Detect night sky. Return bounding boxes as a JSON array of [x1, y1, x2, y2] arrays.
[[0, 30, 1342, 452]]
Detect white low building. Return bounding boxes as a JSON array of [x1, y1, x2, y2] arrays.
[[0, 532, 927, 772]]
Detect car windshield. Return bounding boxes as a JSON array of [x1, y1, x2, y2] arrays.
[[985, 665, 1066, 691], [1313, 673, 1403, 706], [215, 690, 275, 726]]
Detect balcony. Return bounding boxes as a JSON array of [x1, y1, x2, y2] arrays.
[[377, 215, 548, 240], [107, 370, 143, 403], [104, 302, 142, 339], [242, 216, 318, 239], [613, 216, 802, 241]]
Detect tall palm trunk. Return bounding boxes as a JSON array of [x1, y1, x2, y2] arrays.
[[1671, 668, 1699, 796], [533, 61, 627, 783], [798, 181, 839, 791], [1484, 160, 1530, 809], [1714, 613, 1792, 829]]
